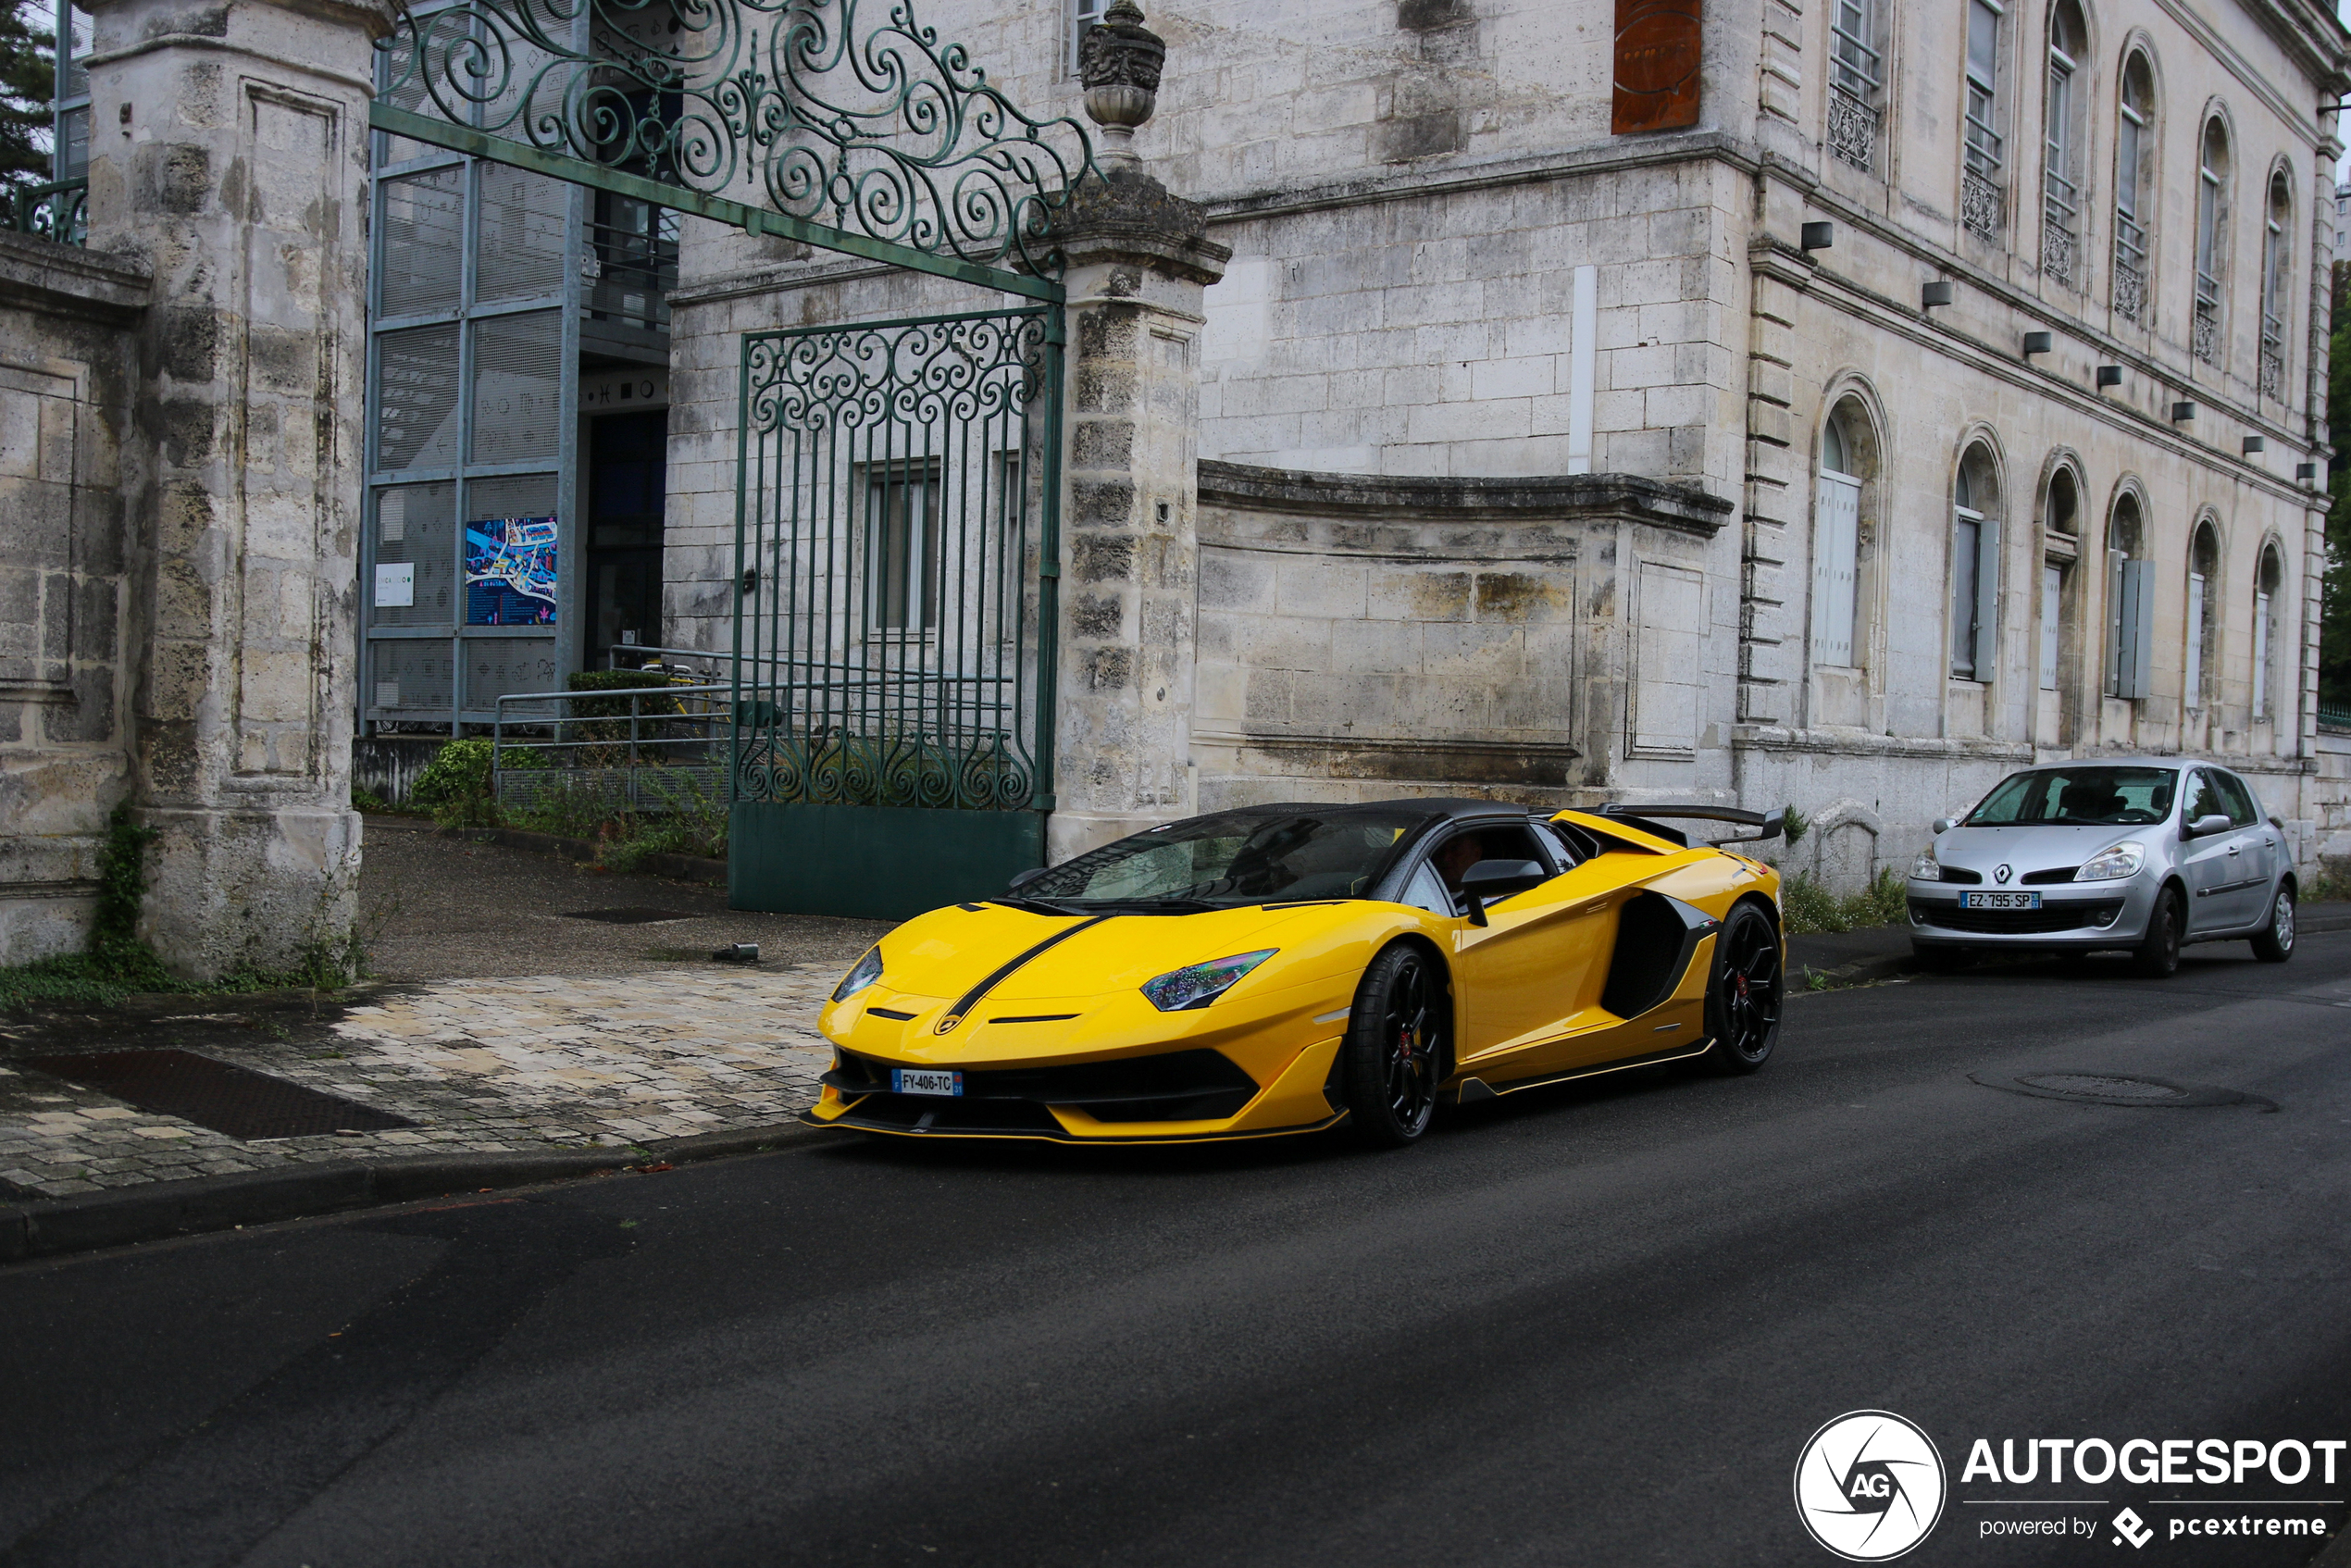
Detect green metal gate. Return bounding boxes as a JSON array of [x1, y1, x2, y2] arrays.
[[728, 307, 1062, 918]]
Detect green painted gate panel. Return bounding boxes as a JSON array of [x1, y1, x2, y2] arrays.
[[728, 803, 1044, 920]]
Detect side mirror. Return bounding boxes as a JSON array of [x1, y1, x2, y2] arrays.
[[1931, 817, 1955, 835], [1460, 859, 1549, 900], [2184, 814, 2233, 840], [1008, 865, 1049, 890]]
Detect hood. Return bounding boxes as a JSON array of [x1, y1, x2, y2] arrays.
[[875, 902, 1321, 1005], [1936, 822, 2154, 877]]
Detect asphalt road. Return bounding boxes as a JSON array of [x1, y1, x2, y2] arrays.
[[6, 936, 2351, 1567]]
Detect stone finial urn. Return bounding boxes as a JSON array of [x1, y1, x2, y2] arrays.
[[1079, 0, 1164, 173]]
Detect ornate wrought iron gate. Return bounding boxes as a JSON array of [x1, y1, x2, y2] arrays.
[[369, 0, 1101, 915], [728, 307, 1061, 917]]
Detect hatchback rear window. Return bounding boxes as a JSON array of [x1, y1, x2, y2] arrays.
[[1965, 766, 2178, 827]]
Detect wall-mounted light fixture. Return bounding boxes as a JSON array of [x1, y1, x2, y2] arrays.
[[1921, 280, 1954, 308], [1800, 221, 1835, 252], [2096, 365, 2123, 389], [2171, 401, 2197, 423], [2022, 331, 2052, 358], [2242, 436, 2265, 455]]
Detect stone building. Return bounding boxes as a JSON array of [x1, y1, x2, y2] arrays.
[[653, 0, 2351, 891]]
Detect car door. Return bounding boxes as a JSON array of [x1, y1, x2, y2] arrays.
[[2176, 769, 2242, 935], [1443, 824, 1614, 1076], [2210, 770, 2277, 928]]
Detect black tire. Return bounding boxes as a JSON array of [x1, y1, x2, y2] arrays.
[[2251, 883, 2296, 964], [1340, 943, 1446, 1146], [1910, 942, 1967, 974], [2132, 885, 2184, 978], [1703, 902, 1783, 1075]]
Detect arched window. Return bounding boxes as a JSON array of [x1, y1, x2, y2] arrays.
[[1962, 0, 2008, 241], [1812, 402, 1872, 667], [2042, 0, 2087, 284], [2254, 543, 2284, 721], [2112, 53, 2155, 322], [2193, 117, 2231, 364], [2039, 467, 2079, 691], [1952, 443, 2002, 679], [2106, 494, 2151, 698], [2259, 170, 2292, 399], [1829, 0, 1885, 171], [2185, 521, 2220, 710]]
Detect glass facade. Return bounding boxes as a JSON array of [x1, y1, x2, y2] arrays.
[[361, 5, 673, 730]]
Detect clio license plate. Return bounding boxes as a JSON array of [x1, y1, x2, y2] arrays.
[[1960, 891, 2041, 911], [892, 1068, 964, 1097]]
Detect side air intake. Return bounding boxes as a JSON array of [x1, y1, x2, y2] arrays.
[[1599, 892, 1721, 1020]]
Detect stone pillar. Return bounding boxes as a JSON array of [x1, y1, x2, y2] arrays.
[[1049, 3, 1229, 862], [82, 0, 391, 976]]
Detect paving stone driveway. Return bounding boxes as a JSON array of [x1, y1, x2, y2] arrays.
[[0, 964, 844, 1199]]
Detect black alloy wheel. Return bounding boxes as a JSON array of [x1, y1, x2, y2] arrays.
[[1342, 943, 1445, 1146], [2132, 885, 2184, 978], [1704, 902, 1783, 1075], [2251, 883, 2296, 964]]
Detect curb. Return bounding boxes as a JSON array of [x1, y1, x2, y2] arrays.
[[0, 1121, 815, 1264]]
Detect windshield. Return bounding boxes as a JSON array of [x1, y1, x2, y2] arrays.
[[1016, 809, 1431, 909], [1963, 766, 2178, 828]]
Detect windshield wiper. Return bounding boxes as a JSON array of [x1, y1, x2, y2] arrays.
[[988, 896, 1091, 916]]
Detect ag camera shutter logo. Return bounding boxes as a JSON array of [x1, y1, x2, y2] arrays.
[[1794, 1410, 1947, 1561]]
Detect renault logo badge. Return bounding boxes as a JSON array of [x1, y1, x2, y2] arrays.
[[1995, 864, 2012, 884]]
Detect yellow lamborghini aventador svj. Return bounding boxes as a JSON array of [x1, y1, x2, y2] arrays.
[[802, 798, 1785, 1147]]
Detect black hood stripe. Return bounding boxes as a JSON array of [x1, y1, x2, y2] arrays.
[[935, 915, 1113, 1034]]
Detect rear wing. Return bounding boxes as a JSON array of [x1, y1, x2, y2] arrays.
[[1587, 803, 1787, 848]]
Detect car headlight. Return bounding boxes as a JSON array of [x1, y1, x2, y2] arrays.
[[1910, 846, 1940, 880], [1140, 950, 1275, 1012], [2075, 841, 2146, 882], [831, 946, 884, 1002]]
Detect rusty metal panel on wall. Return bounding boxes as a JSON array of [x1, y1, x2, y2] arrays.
[[1612, 0, 1702, 135]]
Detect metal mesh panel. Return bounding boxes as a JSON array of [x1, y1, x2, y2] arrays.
[[379, 168, 464, 317], [372, 482, 456, 628], [469, 312, 562, 465], [376, 323, 462, 471], [475, 166, 568, 304], [374, 42, 449, 168], [374, 638, 454, 713], [466, 637, 562, 710], [466, 472, 558, 522]]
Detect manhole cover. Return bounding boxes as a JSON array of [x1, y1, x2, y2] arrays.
[[564, 907, 698, 925], [21, 1050, 416, 1140], [1969, 1069, 2274, 1112]]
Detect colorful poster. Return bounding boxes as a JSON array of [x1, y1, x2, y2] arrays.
[[465, 516, 558, 625]]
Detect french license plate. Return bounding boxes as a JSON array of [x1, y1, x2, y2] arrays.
[[892, 1068, 963, 1097], [1960, 890, 2041, 911]]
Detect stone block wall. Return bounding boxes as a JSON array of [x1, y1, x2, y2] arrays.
[[1191, 463, 1731, 811], [0, 231, 148, 964]]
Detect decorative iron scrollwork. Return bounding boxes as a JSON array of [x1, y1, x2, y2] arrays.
[[378, 0, 1097, 277], [1826, 90, 1875, 174], [1961, 169, 2002, 241], [736, 310, 1051, 812], [2040, 218, 2075, 289]]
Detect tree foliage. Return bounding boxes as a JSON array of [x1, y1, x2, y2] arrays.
[[0, 0, 56, 193]]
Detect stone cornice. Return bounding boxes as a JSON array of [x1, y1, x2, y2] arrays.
[[0, 230, 151, 324], [1199, 460, 1733, 537]]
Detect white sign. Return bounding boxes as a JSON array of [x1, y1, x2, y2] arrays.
[[375, 562, 416, 608]]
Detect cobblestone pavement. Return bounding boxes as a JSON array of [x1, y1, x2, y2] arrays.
[[0, 963, 843, 1200], [0, 821, 890, 1201]]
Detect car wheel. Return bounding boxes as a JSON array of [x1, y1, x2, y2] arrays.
[[1341, 943, 1445, 1146], [1910, 942, 1967, 974], [2131, 885, 2184, 978], [2251, 884, 2296, 964], [1702, 902, 1783, 1075]]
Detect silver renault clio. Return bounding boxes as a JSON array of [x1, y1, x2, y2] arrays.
[[1906, 758, 2295, 977]]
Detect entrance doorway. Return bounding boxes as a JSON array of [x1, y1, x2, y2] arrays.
[[583, 409, 666, 669]]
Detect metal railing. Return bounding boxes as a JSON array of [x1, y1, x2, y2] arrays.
[[2320, 703, 2351, 734], [6, 178, 87, 246], [491, 682, 732, 815]]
